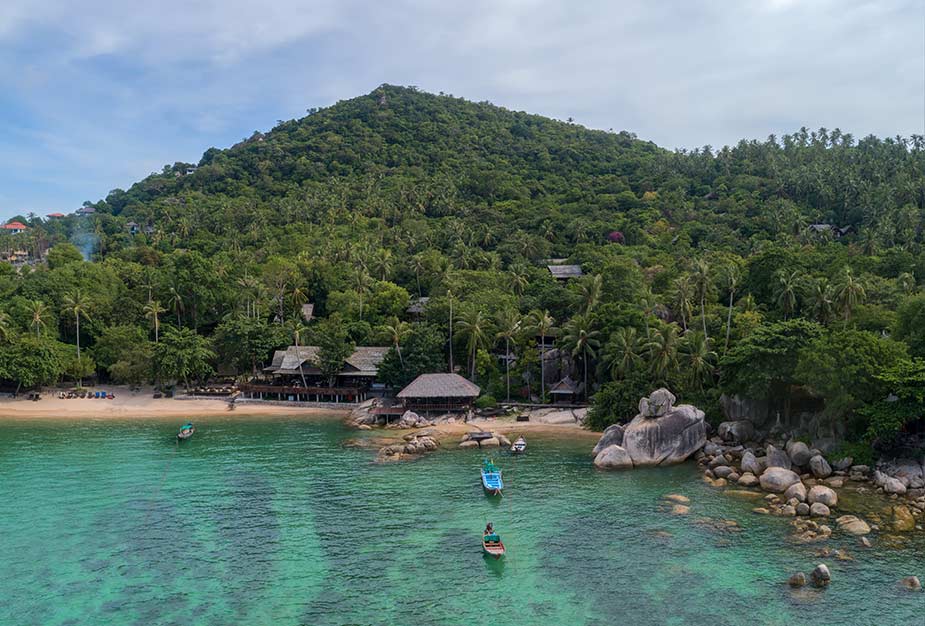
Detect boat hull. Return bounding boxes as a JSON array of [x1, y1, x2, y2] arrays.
[[482, 539, 506, 559], [177, 429, 195, 440], [480, 470, 503, 495]]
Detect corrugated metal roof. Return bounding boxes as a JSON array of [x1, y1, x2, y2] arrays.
[[267, 345, 387, 376], [547, 264, 583, 279], [397, 373, 481, 399]]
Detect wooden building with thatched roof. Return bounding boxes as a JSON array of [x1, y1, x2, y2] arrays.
[[396, 373, 481, 414]]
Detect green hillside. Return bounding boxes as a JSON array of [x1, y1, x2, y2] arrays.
[[2, 84, 924, 458]]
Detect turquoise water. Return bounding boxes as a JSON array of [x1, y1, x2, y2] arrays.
[[0, 416, 922, 625]]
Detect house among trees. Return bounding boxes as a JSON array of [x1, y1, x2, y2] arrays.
[[549, 376, 580, 404], [808, 224, 854, 238], [126, 222, 140, 235], [396, 373, 481, 414], [75, 206, 96, 216], [239, 345, 388, 403], [406, 296, 429, 317], [2, 221, 28, 235], [546, 264, 584, 280], [46, 212, 66, 219], [301, 303, 315, 322]]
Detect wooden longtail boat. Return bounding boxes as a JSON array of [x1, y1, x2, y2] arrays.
[[482, 531, 506, 558], [480, 458, 503, 495], [177, 423, 195, 440], [510, 436, 526, 454]]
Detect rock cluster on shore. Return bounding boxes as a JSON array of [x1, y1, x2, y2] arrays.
[[592, 389, 706, 470], [458, 432, 511, 449], [375, 431, 440, 462], [696, 425, 925, 539]]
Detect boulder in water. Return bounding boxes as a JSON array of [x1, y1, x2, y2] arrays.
[[759, 467, 801, 493], [593, 445, 633, 469], [808, 485, 838, 507], [784, 482, 807, 503], [811, 563, 831, 587], [899, 576, 921, 591], [592, 424, 626, 455], [737, 472, 759, 487], [810, 502, 830, 517], [592, 389, 706, 469], [788, 572, 807, 587], [882, 477, 907, 495], [835, 515, 871, 536], [892, 505, 915, 532]]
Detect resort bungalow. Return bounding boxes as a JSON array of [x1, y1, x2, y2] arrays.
[[549, 376, 581, 404], [46, 212, 66, 220], [75, 206, 96, 216], [126, 221, 140, 235], [240, 345, 388, 403], [396, 373, 481, 415]]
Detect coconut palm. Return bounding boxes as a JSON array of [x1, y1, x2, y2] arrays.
[[602, 326, 643, 380], [0, 309, 11, 343], [28, 300, 49, 338], [561, 313, 601, 401], [509, 264, 530, 297], [167, 282, 185, 327], [672, 275, 694, 331], [639, 289, 657, 339], [291, 320, 309, 387], [529, 309, 556, 400], [62, 290, 91, 385], [692, 259, 711, 340], [802, 277, 834, 325], [455, 309, 491, 380], [898, 272, 916, 294], [384, 316, 411, 366], [577, 274, 603, 315], [723, 266, 739, 354], [774, 269, 800, 319], [680, 331, 717, 392], [144, 300, 166, 342], [645, 324, 680, 384], [834, 266, 866, 325], [495, 310, 522, 402], [410, 254, 427, 297]]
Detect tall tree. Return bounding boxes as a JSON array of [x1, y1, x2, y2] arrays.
[[835, 266, 866, 325], [61, 290, 90, 385], [529, 309, 556, 400], [144, 300, 166, 343], [561, 313, 601, 400], [495, 309, 522, 402], [455, 309, 491, 380]]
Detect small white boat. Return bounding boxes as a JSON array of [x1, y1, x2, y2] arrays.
[[511, 436, 526, 454]]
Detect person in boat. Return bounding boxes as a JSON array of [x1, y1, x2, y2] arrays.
[[484, 522, 493, 535]]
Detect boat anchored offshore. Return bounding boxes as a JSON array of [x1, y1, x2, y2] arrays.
[[481, 522, 506, 559], [510, 436, 526, 454], [177, 423, 195, 440], [480, 458, 503, 495]]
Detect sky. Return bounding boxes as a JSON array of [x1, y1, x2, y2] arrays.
[[1, 0, 923, 221]]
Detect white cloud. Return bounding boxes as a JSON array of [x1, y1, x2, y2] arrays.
[[0, 0, 922, 218]]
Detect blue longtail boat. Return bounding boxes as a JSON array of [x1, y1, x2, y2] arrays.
[[480, 458, 503, 495]]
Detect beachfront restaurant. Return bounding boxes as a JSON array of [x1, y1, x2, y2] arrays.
[[395, 373, 481, 415], [240, 345, 388, 403]]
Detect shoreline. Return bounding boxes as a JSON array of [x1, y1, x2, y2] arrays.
[[0, 386, 348, 421]]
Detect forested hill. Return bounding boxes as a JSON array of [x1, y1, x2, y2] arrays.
[[3, 85, 925, 461], [95, 84, 923, 258]]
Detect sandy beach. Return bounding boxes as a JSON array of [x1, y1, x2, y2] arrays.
[[0, 386, 347, 420]]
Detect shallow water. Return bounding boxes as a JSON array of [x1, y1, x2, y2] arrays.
[[0, 417, 922, 625]]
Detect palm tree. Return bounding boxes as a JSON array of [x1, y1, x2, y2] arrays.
[[495, 310, 522, 402], [410, 254, 427, 297], [602, 326, 643, 380], [384, 316, 411, 366], [144, 300, 166, 342], [774, 269, 800, 319], [898, 272, 916, 294], [28, 300, 49, 338], [723, 266, 739, 354], [509, 264, 530, 297], [353, 268, 372, 319], [529, 309, 556, 400], [680, 331, 717, 392], [455, 309, 491, 380], [62, 290, 91, 385], [672, 275, 694, 331], [692, 259, 711, 340], [167, 282, 184, 327], [835, 266, 866, 325], [639, 289, 657, 339], [802, 277, 834, 324], [447, 290, 455, 372], [577, 274, 603, 315], [645, 324, 680, 384], [561, 314, 601, 401], [371, 248, 393, 281]]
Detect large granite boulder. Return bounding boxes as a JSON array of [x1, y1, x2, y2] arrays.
[[835, 515, 871, 536], [809, 455, 832, 478], [718, 420, 755, 444], [592, 389, 706, 469], [592, 424, 625, 456], [594, 445, 634, 469], [759, 467, 802, 493], [808, 485, 838, 507], [765, 445, 792, 470], [740, 450, 763, 475], [786, 441, 813, 467]]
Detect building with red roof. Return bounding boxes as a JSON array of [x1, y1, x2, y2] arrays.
[[2, 221, 28, 235]]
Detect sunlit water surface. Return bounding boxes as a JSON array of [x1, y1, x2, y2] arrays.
[[0, 416, 922, 625]]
